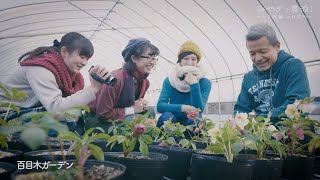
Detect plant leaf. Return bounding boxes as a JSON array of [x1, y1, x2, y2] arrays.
[[20, 127, 47, 150], [0, 85, 11, 99], [88, 133, 110, 144], [88, 144, 104, 161], [58, 131, 81, 142], [179, 139, 189, 148], [142, 135, 153, 144], [0, 125, 25, 135], [117, 135, 125, 144], [82, 127, 105, 144], [139, 137, 148, 157]]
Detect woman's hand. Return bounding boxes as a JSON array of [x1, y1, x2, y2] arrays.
[[181, 105, 198, 113], [184, 72, 198, 85], [88, 65, 110, 94]]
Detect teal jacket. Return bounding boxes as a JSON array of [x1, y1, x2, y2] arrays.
[[234, 50, 310, 122], [157, 77, 211, 120]]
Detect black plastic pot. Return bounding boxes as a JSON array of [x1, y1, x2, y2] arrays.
[[7, 136, 71, 152], [23, 149, 76, 162], [149, 145, 192, 180], [11, 160, 126, 180], [235, 154, 283, 180], [314, 156, 320, 176], [7, 139, 32, 152], [0, 149, 23, 165], [191, 153, 252, 180], [194, 142, 207, 150], [0, 162, 16, 180], [104, 152, 168, 180], [281, 156, 315, 180]]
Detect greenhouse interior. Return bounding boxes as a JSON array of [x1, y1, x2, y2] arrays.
[[0, 0, 320, 180]]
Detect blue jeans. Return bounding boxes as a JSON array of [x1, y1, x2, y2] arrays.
[[156, 112, 201, 127]]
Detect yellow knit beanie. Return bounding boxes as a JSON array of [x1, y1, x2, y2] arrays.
[[178, 40, 202, 62]]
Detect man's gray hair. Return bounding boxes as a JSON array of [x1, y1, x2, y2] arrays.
[[246, 23, 279, 46]]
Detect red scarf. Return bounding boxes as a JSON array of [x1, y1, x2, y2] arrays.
[[20, 51, 84, 97], [117, 67, 149, 108], [132, 67, 149, 98]]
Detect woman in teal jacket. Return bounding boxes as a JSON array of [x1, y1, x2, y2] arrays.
[[156, 40, 212, 127]]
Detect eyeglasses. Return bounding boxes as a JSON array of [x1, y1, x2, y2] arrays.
[[140, 55, 158, 62]]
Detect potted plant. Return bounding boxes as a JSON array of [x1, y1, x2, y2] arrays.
[[0, 85, 26, 162], [191, 120, 251, 180], [13, 127, 126, 180], [276, 97, 317, 180], [307, 118, 320, 177], [185, 109, 214, 150], [105, 113, 168, 180], [149, 118, 196, 180], [239, 111, 285, 180]]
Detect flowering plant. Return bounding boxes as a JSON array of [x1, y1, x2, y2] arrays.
[[186, 119, 214, 148], [239, 111, 285, 159], [106, 113, 159, 157], [276, 97, 316, 156], [156, 119, 196, 150], [206, 121, 244, 163]]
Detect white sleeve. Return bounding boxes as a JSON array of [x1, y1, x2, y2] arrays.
[[26, 66, 96, 112], [125, 106, 135, 116]]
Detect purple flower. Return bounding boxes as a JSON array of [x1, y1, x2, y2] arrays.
[[296, 128, 304, 140], [133, 124, 146, 137], [272, 132, 282, 141]]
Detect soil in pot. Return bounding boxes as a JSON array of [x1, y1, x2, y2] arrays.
[[105, 152, 168, 180], [12, 160, 125, 180], [23, 150, 75, 162], [0, 149, 23, 165]]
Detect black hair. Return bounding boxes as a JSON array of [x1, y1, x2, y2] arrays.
[[177, 51, 194, 63], [123, 42, 160, 75], [18, 32, 94, 62]]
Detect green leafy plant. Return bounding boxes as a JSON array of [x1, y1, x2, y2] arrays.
[[58, 127, 109, 179], [185, 117, 214, 148], [106, 113, 159, 157], [0, 112, 70, 149], [276, 97, 316, 156], [156, 119, 196, 150], [0, 84, 28, 120], [307, 120, 320, 153], [206, 121, 244, 163], [0, 85, 27, 148], [241, 112, 285, 159]]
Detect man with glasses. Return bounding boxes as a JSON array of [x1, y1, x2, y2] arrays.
[[84, 38, 160, 130]]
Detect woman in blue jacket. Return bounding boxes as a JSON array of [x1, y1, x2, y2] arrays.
[[156, 40, 212, 127]]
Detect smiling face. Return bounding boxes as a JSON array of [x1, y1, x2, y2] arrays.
[[179, 54, 198, 67], [247, 36, 280, 71], [61, 47, 89, 74], [132, 47, 157, 74]]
